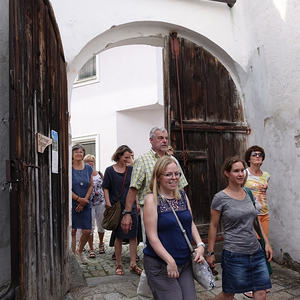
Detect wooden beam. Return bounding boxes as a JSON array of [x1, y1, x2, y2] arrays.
[[207, 0, 236, 7]]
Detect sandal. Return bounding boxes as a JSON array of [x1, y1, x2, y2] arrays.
[[130, 265, 143, 276], [115, 265, 124, 275], [99, 243, 105, 254], [89, 250, 96, 258], [243, 292, 253, 298]]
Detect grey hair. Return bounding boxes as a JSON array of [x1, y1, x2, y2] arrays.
[[149, 127, 168, 139]]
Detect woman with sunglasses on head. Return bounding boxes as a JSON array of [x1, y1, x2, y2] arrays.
[[207, 156, 272, 300], [143, 156, 205, 300], [243, 146, 271, 298]]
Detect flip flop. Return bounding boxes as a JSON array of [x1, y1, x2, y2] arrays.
[[89, 250, 96, 258], [243, 292, 253, 298], [99, 243, 105, 254], [130, 265, 143, 276], [115, 265, 124, 275]]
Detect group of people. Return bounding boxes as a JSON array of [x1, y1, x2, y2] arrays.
[[72, 126, 272, 300]]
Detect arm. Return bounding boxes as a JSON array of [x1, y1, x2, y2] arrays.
[[144, 194, 179, 278], [206, 208, 221, 269], [103, 188, 112, 207], [257, 219, 273, 261], [185, 194, 204, 263], [121, 187, 138, 233]]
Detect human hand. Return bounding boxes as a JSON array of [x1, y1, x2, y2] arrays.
[[206, 254, 215, 270], [193, 247, 205, 263], [78, 197, 89, 206], [265, 243, 273, 261], [121, 214, 132, 234], [75, 204, 84, 212], [167, 260, 179, 278]]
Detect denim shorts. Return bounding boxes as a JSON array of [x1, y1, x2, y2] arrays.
[[221, 248, 272, 294]]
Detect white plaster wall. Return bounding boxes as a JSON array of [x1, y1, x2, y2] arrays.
[[239, 0, 300, 263], [116, 105, 164, 158], [51, 0, 300, 263], [71, 45, 163, 171]]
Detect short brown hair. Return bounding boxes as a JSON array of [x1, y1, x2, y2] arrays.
[[111, 145, 133, 162], [244, 145, 265, 166], [222, 156, 246, 176], [72, 144, 86, 159]]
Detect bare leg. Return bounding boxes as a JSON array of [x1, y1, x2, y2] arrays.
[[71, 228, 77, 254], [88, 234, 94, 251], [214, 292, 235, 300], [114, 238, 123, 267], [78, 229, 91, 254], [253, 290, 266, 300], [98, 232, 104, 245], [129, 237, 137, 267]]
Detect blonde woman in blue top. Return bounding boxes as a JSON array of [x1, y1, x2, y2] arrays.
[[143, 156, 205, 300]]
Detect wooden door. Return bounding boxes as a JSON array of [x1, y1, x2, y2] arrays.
[[9, 0, 69, 299], [164, 34, 249, 236]]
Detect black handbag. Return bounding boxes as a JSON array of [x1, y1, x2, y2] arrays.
[[102, 167, 128, 231], [244, 187, 272, 275]]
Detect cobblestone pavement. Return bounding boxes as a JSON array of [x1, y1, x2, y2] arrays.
[[67, 232, 300, 300]]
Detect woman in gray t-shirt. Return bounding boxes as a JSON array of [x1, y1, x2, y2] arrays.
[[207, 157, 272, 300]]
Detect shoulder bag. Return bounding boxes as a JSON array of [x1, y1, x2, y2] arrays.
[[244, 187, 272, 275], [165, 197, 216, 290]]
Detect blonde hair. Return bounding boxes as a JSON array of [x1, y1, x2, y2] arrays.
[[83, 154, 95, 162], [149, 156, 181, 205]]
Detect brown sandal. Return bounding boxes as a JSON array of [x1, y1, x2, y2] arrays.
[[115, 265, 124, 275], [130, 265, 143, 276]]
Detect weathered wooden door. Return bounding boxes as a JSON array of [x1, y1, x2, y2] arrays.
[[164, 34, 249, 237], [9, 0, 69, 299]]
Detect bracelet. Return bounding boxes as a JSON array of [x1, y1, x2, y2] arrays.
[[76, 196, 79, 201], [206, 251, 215, 256], [196, 242, 206, 249]]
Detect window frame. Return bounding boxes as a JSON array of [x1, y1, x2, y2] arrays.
[[73, 55, 100, 87]]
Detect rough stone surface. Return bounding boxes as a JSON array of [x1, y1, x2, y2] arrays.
[[66, 233, 300, 300]]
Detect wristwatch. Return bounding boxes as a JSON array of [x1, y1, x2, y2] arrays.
[[122, 209, 132, 216], [196, 242, 206, 249], [206, 251, 215, 256]]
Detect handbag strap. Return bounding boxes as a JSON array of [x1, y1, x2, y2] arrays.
[[244, 187, 264, 239], [119, 166, 128, 198], [163, 196, 194, 253]]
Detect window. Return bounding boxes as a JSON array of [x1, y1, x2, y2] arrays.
[[73, 56, 99, 86], [72, 134, 100, 168]]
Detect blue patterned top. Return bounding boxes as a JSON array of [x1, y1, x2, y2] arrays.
[[143, 190, 193, 265]]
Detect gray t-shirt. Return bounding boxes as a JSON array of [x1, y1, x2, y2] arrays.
[[211, 190, 260, 254]]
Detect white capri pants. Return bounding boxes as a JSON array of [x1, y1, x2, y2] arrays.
[[91, 201, 106, 233]]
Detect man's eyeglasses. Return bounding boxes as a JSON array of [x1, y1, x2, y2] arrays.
[[163, 172, 181, 178], [251, 152, 263, 157]]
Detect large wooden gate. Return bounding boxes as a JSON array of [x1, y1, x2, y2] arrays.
[[164, 34, 249, 236], [9, 0, 69, 299]]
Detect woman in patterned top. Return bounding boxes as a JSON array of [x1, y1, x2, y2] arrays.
[[143, 156, 205, 300], [244, 146, 270, 238], [84, 154, 106, 257], [244, 146, 271, 298]]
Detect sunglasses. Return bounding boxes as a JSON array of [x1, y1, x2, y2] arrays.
[[251, 152, 263, 157]]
